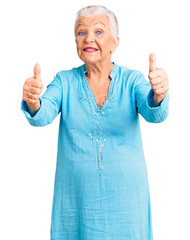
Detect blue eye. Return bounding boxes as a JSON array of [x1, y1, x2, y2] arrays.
[[96, 30, 103, 35], [78, 31, 86, 36]]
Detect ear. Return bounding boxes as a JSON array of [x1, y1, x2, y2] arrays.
[[111, 36, 119, 53]]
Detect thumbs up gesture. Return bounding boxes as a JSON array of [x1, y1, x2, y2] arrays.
[[23, 63, 44, 111], [148, 53, 169, 104]]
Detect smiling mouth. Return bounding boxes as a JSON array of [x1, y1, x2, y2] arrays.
[[83, 47, 99, 52]]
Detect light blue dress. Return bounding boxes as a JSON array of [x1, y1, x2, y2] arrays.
[[21, 62, 170, 240]]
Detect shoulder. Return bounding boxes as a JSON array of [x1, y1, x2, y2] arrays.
[[117, 64, 144, 78], [56, 65, 82, 79], [53, 65, 85, 88], [115, 63, 145, 87]]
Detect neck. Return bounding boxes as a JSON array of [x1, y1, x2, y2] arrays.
[[85, 61, 114, 82]]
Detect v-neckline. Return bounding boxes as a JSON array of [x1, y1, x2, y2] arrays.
[[80, 62, 118, 115]]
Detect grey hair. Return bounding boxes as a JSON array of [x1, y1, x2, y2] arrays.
[[74, 5, 119, 39]]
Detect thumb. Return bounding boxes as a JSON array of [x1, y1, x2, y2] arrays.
[[149, 53, 156, 72], [33, 63, 41, 79]]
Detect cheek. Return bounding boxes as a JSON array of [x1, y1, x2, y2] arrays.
[[76, 43, 81, 53], [98, 38, 113, 50], [75, 39, 81, 47], [75, 39, 85, 57]]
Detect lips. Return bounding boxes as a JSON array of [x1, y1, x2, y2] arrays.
[[83, 47, 99, 52]]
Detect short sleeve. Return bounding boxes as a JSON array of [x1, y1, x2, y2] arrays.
[[21, 72, 63, 126]]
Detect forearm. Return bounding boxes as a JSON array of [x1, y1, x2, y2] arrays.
[[21, 97, 60, 126], [139, 89, 170, 123]]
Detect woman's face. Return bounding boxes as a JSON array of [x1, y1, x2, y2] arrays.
[[75, 14, 119, 65]]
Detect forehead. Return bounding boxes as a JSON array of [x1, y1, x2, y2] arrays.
[[75, 14, 110, 29]]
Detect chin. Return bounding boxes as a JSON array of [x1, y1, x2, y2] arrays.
[[80, 56, 100, 65]]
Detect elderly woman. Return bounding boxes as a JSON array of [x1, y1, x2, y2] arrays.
[[21, 5, 169, 240]]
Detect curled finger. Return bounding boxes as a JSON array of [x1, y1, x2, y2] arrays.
[[29, 86, 42, 95], [27, 92, 39, 100], [152, 82, 163, 90], [149, 76, 162, 85]]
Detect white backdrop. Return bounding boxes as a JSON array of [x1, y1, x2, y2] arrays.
[[0, 0, 189, 239]]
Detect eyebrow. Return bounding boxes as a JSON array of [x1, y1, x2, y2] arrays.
[[76, 21, 105, 30], [76, 23, 86, 28]]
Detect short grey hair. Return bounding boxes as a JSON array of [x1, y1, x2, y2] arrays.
[[74, 5, 119, 39]]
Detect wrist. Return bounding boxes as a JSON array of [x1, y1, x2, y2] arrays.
[[26, 99, 40, 111], [26, 99, 41, 116], [153, 93, 166, 104]]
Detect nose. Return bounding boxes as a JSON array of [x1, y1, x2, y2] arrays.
[[84, 31, 94, 43]]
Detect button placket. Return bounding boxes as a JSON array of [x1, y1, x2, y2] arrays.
[[88, 120, 110, 174], [79, 63, 118, 175]]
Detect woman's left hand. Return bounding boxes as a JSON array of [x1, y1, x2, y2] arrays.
[[148, 53, 169, 103]]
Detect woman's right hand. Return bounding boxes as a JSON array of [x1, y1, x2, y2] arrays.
[[23, 63, 44, 112]]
